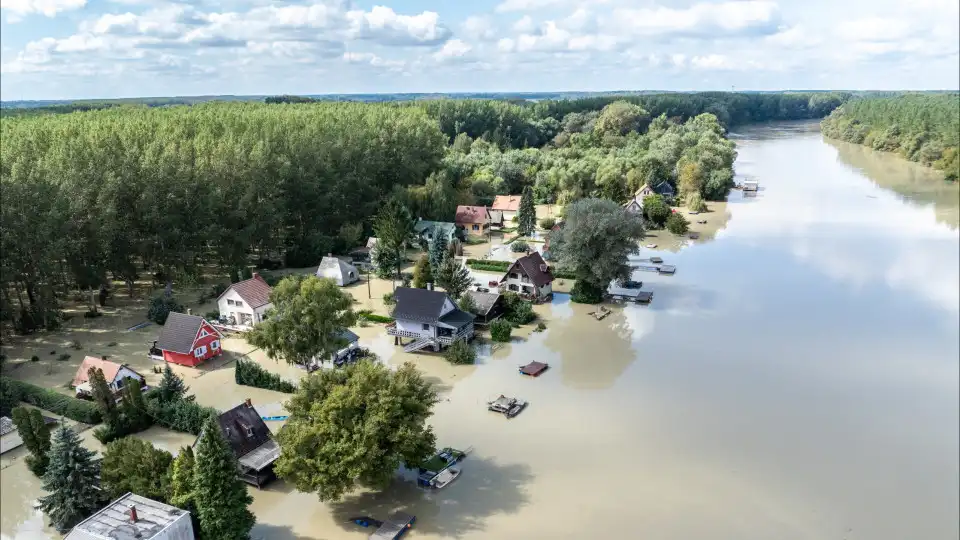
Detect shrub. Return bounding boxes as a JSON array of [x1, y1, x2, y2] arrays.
[[443, 339, 476, 365], [204, 310, 220, 321], [30, 355, 40, 362], [571, 281, 604, 304], [687, 192, 708, 213], [502, 293, 536, 324], [69, 341, 82, 350], [534, 321, 547, 332], [382, 292, 396, 306], [83, 310, 102, 319], [57, 354, 71, 362], [107, 342, 117, 347], [552, 268, 577, 280], [147, 296, 184, 325], [235, 359, 296, 393], [539, 217, 556, 230], [511, 241, 529, 253], [490, 319, 513, 342], [211, 283, 228, 297], [4, 378, 101, 423], [144, 391, 217, 435], [666, 213, 690, 235], [465, 259, 511, 273], [360, 312, 394, 323]]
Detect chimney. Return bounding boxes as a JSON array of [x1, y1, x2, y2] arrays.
[[426, 282, 433, 291], [540, 264, 548, 273], [186, 308, 192, 315], [328, 253, 333, 257], [252, 272, 259, 280], [245, 398, 252, 408], [129, 505, 138, 523]]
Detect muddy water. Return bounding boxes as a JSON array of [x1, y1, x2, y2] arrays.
[[3, 122, 959, 540]]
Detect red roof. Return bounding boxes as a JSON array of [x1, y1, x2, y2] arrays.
[[219, 274, 272, 308], [455, 205, 489, 223], [492, 195, 521, 212], [72, 356, 127, 387]]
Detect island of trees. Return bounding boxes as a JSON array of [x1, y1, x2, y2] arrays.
[[821, 93, 959, 181]]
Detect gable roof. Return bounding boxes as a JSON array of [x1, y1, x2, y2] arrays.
[[653, 181, 675, 196], [492, 195, 521, 212], [0, 416, 14, 437], [503, 252, 554, 287], [465, 290, 501, 316], [337, 329, 360, 344], [391, 287, 452, 324], [212, 401, 275, 461], [72, 356, 131, 387], [316, 256, 358, 280], [413, 221, 457, 239], [219, 275, 272, 309], [455, 205, 490, 223], [66, 492, 190, 540], [156, 312, 213, 354]]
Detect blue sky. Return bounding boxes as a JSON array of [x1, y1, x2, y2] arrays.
[[1, 0, 957, 100]]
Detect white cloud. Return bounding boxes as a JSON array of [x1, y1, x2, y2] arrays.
[[434, 39, 472, 61], [461, 15, 497, 41], [342, 51, 405, 71], [611, 1, 781, 38], [495, 0, 565, 14], [346, 6, 450, 45], [1, 0, 85, 21], [513, 15, 534, 33]]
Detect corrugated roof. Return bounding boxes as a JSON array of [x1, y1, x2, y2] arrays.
[[72, 357, 127, 387], [65, 493, 189, 540], [156, 312, 205, 354], [220, 275, 272, 308], [492, 195, 521, 212]]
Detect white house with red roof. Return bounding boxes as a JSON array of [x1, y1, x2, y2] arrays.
[[217, 273, 273, 328], [72, 356, 145, 397], [492, 195, 522, 222]]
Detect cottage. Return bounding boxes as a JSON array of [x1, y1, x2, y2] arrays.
[[154, 312, 224, 368], [501, 252, 554, 300], [463, 290, 504, 324], [455, 206, 491, 237], [316, 255, 360, 286], [413, 220, 458, 247], [489, 210, 504, 228], [386, 287, 475, 353], [348, 238, 379, 269], [309, 329, 362, 369], [65, 493, 194, 540], [72, 356, 145, 398], [197, 399, 279, 488], [491, 195, 522, 222], [217, 273, 272, 328], [1, 415, 57, 454]]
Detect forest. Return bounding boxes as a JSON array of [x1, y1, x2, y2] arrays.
[[0, 91, 846, 332], [820, 93, 959, 181]]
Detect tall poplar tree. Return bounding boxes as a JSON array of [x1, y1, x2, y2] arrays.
[[517, 186, 536, 236], [88, 367, 120, 432], [11, 406, 51, 476], [170, 446, 201, 535], [38, 426, 103, 532], [194, 415, 255, 540]]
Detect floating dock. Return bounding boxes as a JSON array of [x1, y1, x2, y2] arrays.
[[608, 290, 653, 304], [633, 263, 676, 275], [519, 361, 549, 377]]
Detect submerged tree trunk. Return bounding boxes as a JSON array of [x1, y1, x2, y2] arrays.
[[89, 287, 98, 313], [126, 279, 135, 298]]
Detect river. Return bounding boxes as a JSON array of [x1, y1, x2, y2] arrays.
[[2, 121, 958, 540]]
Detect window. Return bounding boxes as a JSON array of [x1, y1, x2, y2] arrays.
[[510, 273, 520, 280], [198, 329, 210, 338], [226, 299, 235, 306], [422, 323, 430, 330], [194, 345, 207, 358], [472, 224, 479, 231], [210, 340, 220, 351], [235, 300, 243, 307], [244, 425, 254, 437], [115, 378, 125, 389]]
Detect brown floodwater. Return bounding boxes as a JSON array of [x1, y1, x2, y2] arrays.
[[2, 122, 958, 540]]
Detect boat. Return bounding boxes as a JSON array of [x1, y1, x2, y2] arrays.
[[351, 512, 416, 540], [645, 243, 657, 249], [431, 467, 461, 489], [519, 361, 549, 377], [487, 395, 527, 418]]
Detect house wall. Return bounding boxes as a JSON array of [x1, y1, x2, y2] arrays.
[[396, 319, 436, 338], [109, 367, 144, 392], [218, 290, 257, 326], [625, 200, 643, 214], [458, 221, 489, 237], [163, 321, 223, 367], [502, 269, 552, 298], [496, 209, 518, 222]]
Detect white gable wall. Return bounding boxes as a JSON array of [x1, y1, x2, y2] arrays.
[[217, 289, 272, 327], [110, 366, 144, 392]]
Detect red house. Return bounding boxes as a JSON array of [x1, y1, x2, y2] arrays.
[[155, 311, 224, 367]]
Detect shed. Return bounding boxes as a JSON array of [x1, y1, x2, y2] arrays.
[[464, 290, 503, 324], [65, 492, 194, 540], [317, 255, 360, 286], [196, 398, 279, 488]]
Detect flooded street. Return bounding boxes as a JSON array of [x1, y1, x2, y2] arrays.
[[3, 121, 959, 540]]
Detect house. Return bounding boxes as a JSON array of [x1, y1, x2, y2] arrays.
[[492, 195, 522, 222], [500, 252, 554, 300], [348, 237, 378, 269], [71, 356, 145, 398], [489, 210, 504, 228], [65, 492, 194, 540], [464, 290, 504, 324], [308, 329, 362, 370], [635, 181, 676, 199], [386, 287, 475, 353], [316, 255, 359, 286], [1, 415, 57, 455], [455, 206, 491, 237], [216, 273, 272, 328], [742, 180, 759, 192], [622, 187, 646, 214], [154, 311, 224, 368], [413, 220, 458, 247], [196, 399, 279, 488]]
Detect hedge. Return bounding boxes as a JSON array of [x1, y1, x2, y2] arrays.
[[360, 313, 394, 323], [465, 259, 511, 273], [144, 393, 218, 435], [3, 378, 102, 424], [235, 359, 297, 393]]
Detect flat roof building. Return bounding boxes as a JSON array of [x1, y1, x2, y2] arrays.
[[65, 493, 194, 540]]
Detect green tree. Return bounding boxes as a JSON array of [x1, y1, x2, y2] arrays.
[[666, 213, 689, 235], [247, 275, 357, 367], [194, 415, 255, 540], [0, 377, 21, 417], [170, 446, 201, 534], [147, 296, 184, 325], [593, 101, 651, 137], [686, 192, 707, 213], [373, 199, 415, 280], [642, 195, 671, 228], [100, 437, 173, 502], [550, 198, 645, 303], [443, 339, 476, 365], [517, 186, 536, 236], [120, 380, 150, 432], [38, 426, 103, 533], [337, 223, 363, 250], [11, 406, 51, 476], [435, 253, 473, 300], [457, 292, 477, 314], [412, 254, 432, 289], [539, 217, 556, 230], [275, 360, 438, 502], [88, 367, 120, 432], [158, 364, 188, 403], [490, 319, 512, 342], [428, 226, 448, 273]]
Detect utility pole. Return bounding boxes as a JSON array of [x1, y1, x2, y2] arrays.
[[366, 268, 371, 299]]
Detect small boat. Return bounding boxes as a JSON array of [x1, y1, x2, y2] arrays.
[[688, 211, 699, 215], [645, 243, 657, 249], [431, 467, 461, 489], [649, 256, 663, 264], [488, 395, 527, 418], [519, 361, 549, 377]]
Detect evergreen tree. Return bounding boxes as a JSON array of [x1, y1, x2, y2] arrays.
[[38, 426, 103, 533], [435, 253, 473, 300], [428, 226, 448, 274], [100, 437, 172, 502], [88, 367, 120, 431], [120, 381, 150, 432], [170, 446, 201, 535], [517, 186, 536, 236], [194, 415, 255, 540], [11, 406, 51, 476], [158, 364, 188, 403], [412, 254, 432, 289], [372, 199, 415, 281]]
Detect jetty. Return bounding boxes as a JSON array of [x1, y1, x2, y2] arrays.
[[633, 263, 676, 275], [608, 290, 653, 304]]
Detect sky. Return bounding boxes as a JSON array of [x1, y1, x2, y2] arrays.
[[0, 0, 958, 100]]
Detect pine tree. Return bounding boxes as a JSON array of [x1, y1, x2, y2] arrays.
[[11, 406, 51, 476], [194, 415, 255, 540], [38, 426, 103, 533], [436, 253, 473, 300], [170, 446, 202, 535], [158, 364, 188, 403], [517, 186, 536, 236], [89, 367, 120, 431], [428, 226, 448, 274], [120, 381, 149, 432], [412, 254, 432, 289]]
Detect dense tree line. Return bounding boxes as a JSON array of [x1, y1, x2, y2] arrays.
[[821, 94, 959, 181]]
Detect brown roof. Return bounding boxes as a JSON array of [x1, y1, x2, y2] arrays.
[[72, 356, 128, 387], [455, 205, 489, 223], [492, 195, 521, 212], [219, 274, 272, 308], [502, 252, 554, 287]]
